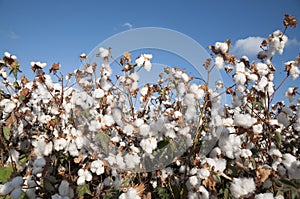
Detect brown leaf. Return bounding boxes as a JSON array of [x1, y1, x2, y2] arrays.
[[49, 63, 60, 74], [256, 166, 272, 183], [21, 75, 29, 85], [123, 51, 132, 63], [283, 14, 298, 28], [74, 154, 84, 163], [202, 174, 216, 190]]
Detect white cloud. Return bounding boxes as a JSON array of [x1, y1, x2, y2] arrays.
[[287, 38, 300, 47], [122, 22, 133, 29], [231, 36, 264, 57], [8, 31, 21, 39]]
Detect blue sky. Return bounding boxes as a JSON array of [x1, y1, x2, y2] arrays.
[[1, 0, 300, 100]]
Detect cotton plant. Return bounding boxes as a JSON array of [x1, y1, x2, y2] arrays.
[[0, 14, 300, 198]]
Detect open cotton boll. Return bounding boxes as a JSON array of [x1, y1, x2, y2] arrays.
[[140, 137, 157, 154], [235, 62, 245, 73], [93, 88, 104, 99], [215, 42, 229, 54], [102, 114, 115, 127], [255, 63, 269, 76], [215, 54, 224, 69], [144, 60, 152, 71], [255, 193, 275, 199], [77, 169, 92, 185], [290, 65, 300, 80], [139, 124, 150, 137], [176, 82, 186, 95], [230, 177, 255, 198], [90, 160, 105, 175], [119, 187, 141, 199], [253, 124, 263, 134], [202, 158, 226, 173], [4, 101, 16, 113], [99, 47, 109, 58], [233, 73, 246, 85], [124, 153, 141, 169], [32, 138, 53, 157], [135, 56, 145, 67], [124, 124, 134, 136], [234, 113, 257, 128]]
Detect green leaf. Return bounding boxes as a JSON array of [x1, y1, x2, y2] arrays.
[[3, 126, 11, 141], [275, 131, 281, 147], [157, 187, 170, 199], [76, 184, 92, 197], [19, 154, 30, 164], [94, 132, 110, 154], [0, 166, 13, 183], [224, 188, 230, 199]]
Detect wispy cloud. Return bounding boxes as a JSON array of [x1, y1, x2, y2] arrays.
[[8, 31, 21, 39], [231, 36, 264, 57], [287, 38, 300, 47], [122, 22, 133, 29]]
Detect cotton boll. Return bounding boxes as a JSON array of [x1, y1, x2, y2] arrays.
[[290, 65, 300, 80], [203, 158, 226, 172], [102, 114, 115, 126], [288, 161, 300, 179], [253, 124, 263, 134], [235, 62, 245, 73], [140, 137, 157, 154], [124, 124, 134, 136], [135, 56, 145, 67], [144, 60, 152, 71], [134, 118, 144, 127], [188, 176, 199, 188], [230, 178, 255, 198], [54, 138, 68, 151], [198, 168, 210, 179], [215, 42, 229, 54], [255, 63, 269, 76], [119, 188, 141, 199], [112, 108, 122, 126], [181, 73, 189, 82], [240, 149, 252, 158], [215, 54, 224, 69], [67, 142, 79, 157], [4, 101, 16, 113], [255, 193, 274, 199], [177, 82, 186, 95], [282, 153, 296, 168], [268, 148, 282, 157], [234, 113, 257, 128], [90, 160, 105, 175], [77, 169, 92, 185], [140, 86, 148, 96], [124, 153, 141, 169], [139, 124, 150, 137], [183, 93, 196, 106], [233, 73, 246, 85], [99, 47, 109, 58], [94, 88, 105, 99]]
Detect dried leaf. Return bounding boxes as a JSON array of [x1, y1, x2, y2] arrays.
[[50, 63, 60, 74], [256, 166, 272, 183], [202, 174, 216, 190], [123, 51, 132, 63], [283, 14, 298, 28]]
